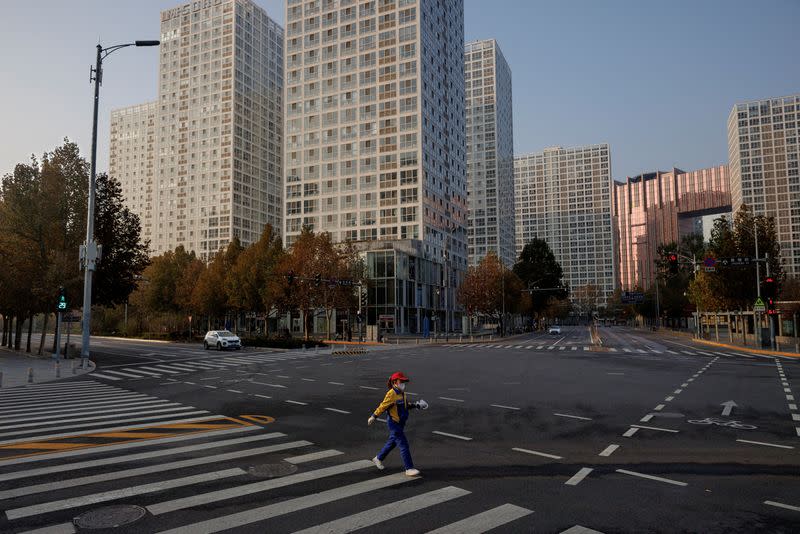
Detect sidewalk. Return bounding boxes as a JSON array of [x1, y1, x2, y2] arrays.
[[0, 348, 95, 389]]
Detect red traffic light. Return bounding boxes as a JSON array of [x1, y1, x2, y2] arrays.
[[668, 254, 678, 261]]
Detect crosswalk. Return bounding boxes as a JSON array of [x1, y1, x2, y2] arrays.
[[92, 350, 319, 381], [0, 381, 535, 533]]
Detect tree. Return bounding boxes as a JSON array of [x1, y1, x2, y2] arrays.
[[193, 239, 243, 330], [573, 284, 601, 317], [93, 173, 150, 307], [513, 238, 567, 320], [458, 252, 525, 334]]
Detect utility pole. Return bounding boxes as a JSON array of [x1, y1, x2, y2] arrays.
[[754, 221, 761, 348]]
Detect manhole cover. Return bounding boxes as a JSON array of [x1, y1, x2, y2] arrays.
[[248, 463, 299, 478], [74, 505, 147, 529]]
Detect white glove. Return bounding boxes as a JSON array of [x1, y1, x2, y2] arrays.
[[416, 399, 429, 410], [367, 416, 376, 426]]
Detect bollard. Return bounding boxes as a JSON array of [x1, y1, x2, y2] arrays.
[[72, 361, 77, 374], [416, 339, 419, 345], [396, 338, 399, 345], [28, 367, 34, 383], [315, 345, 319, 353], [81, 358, 87, 369], [302, 344, 306, 351], [55, 361, 61, 378]]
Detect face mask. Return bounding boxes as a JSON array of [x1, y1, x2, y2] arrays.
[[396, 382, 406, 391]]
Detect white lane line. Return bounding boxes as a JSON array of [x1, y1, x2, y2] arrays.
[[559, 526, 605, 534], [432, 430, 472, 441], [598, 444, 619, 457], [664, 396, 675, 402], [616, 469, 687, 487], [359, 385, 379, 390], [607, 372, 624, 375], [0, 412, 212, 445], [764, 500, 800, 512], [438, 396, 465, 403], [285, 400, 308, 406], [89, 372, 122, 381], [0, 441, 311, 499], [6, 468, 246, 519], [0, 405, 197, 430], [276, 375, 291, 379], [681, 383, 689, 387], [199, 377, 219, 381], [512, 447, 562, 460], [226, 389, 243, 394], [0, 395, 156, 418], [122, 368, 161, 377], [147, 366, 182, 374], [301, 378, 317, 382], [328, 381, 345, 386], [292, 486, 471, 534], [565, 467, 593, 486], [101, 370, 146, 379], [254, 394, 271, 399], [673, 389, 683, 394], [204, 385, 217, 389], [0, 400, 174, 424], [491, 404, 520, 411], [623, 428, 639, 437], [155, 472, 412, 534], [554, 413, 592, 421], [736, 439, 794, 449], [283, 449, 343, 464], [639, 414, 654, 423], [425, 503, 533, 534], [0, 388, 128, 408], [148, 460, 374, 516], [654, 404, 665, 411], [0, 432, 285, 482], [324, 408, 350, 414], [631, 424, 679, 433], [250, 381, 287, 389]]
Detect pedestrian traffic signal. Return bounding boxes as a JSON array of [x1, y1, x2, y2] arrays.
[[766, 297, 777, 315], [667, 253, 679, 274], [57, 287, 68, 311], [763, 276, 776, 299]]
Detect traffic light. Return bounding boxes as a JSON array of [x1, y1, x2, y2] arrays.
[[287, 271, 295, 285], [763, 276, 776, 299], [766, 297, 777, 315], [57, 286, 68, 311], [667, 253, 679, 274], [360, 288, 368, 307], [314, 273, 322, 287]]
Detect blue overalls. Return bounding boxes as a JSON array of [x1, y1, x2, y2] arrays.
[[373, 387, 414, 469]]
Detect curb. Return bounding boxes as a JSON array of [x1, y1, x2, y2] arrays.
[[693, 338, 800, 359]]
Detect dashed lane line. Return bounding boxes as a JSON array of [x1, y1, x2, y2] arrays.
[[616, 469, 687, 487], [598, 444, 619, 457], [553, 413, 592, 421], [491, 404, 520, 411], [432, 431, 472, 441], [512, 447, 562, 460], [737, 439, 794, 449], [630, 424, 679, 433], [764, 500, 800, 513], [565, 467, 593, 486]]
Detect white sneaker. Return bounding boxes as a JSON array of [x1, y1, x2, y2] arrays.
[[372, 457, 385, 470], [405, 468, 420, 476]]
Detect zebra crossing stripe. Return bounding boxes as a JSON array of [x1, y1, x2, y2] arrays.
[[89, 372, 121, 381], [122, 368, 162, 377], [0, 441, 312, 500], [99, 370, 145, 379], [148, 459, 375, 516], [283, 449, 343, 464], [0, 399, 172, 424], [425, 503, 534, 534], [6, 468, 246, 519], [156, 472, 413, 534], [0, 405, 196, 432], [16, 523, 75, 533], [292, 486, 471, 534], [0, 393, 148, 415], [147, 366, 182, 374]]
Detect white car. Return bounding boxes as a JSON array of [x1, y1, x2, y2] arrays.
[[203, 330, 242, 350], [548, 325, 562, 335]]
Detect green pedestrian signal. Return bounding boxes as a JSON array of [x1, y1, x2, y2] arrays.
[[57, 287, 68, 311]]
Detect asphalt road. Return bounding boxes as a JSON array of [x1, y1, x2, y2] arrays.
[[0, 326, 798, 533]]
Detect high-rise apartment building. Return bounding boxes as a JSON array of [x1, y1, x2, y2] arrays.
[[465, 39, 515, 267], [514, 144, 615, 301], [614, 166, 730, 291], [110, 101, 158, 245], [111, 0, 283, 259], [728, 94, 800, 276], [283, 0, 467, 334]]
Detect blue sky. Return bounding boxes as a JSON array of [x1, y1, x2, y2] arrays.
[[1, 0, 798, 181]]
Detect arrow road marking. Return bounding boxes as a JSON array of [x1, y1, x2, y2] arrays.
[[720, 400, 738, 417]]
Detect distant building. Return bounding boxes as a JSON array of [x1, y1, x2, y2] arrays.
[[613, 166, 730, 291], [283, 0, 468, 334], [110, 0, 284, 259], [465, 39, 515, 267], [110, 101, 158, 246], [728, 94, 800, 276], [514, 144, 615, 301]]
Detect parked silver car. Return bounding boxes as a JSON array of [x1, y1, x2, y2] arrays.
[[203, 330, 242, 350]]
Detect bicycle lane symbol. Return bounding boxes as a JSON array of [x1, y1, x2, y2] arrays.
[[687, 417, 757, 430]]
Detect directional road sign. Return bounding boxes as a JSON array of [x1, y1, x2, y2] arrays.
[[753, 297, 766, 312]]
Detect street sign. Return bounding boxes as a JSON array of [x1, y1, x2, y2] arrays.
[[725, 256, 753, 267], [753, 297, 766, 312], [621, 291, 644, 304], [703, 257, 717, 272]]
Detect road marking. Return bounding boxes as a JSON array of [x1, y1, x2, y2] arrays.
[[89, 372, 122, 381], [616, 468, 687, 486], [359, 385, 379, 390], [203, 385, 217, 389], [598, 444, 619, 457], [6, 468, 246, 519], [324, 407, 350, 414], [674, 389, 683, 394], [250, 381, 287, 389], [301, 378, 316, 382], [788, 395, 795, 401], [511, 447, 562, 459], [491, 404, 520, 411], [425, 503, 533, 534], [654, 404, 665, 411], [432, 430, 472, 441], [765, 500, 800, 512], [438, 396, 465, 403], [623, 348, 631, 353], [554, 413, 592, 421], [565, 467, 593, 486], [664, 396, 674, 402], [790, 404, 798, 410], [148, 366, 182, 374], [0, 405, 200, 431], [0, 397, 163, 419], [607, 372, 624, 375], [681, 383, 689, 387], [102, 369, 146, 379], [226, 389, 243, 394], [254, 394, 271, 399], [631, 424, 679, 433], [623, 428, 638, 437], [640, 414, 654, 423], [736, 439, 794, 449], [0, 441, 310, 499], [328, 381, 345, 386], [0, 400, 176, 425], [283, 449, 343, 464], [148, 460, 375, 516], [292, 486, 471, 534], [156, 472, 413, 534]]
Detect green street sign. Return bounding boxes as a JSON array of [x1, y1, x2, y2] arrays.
[[753, 297, 765, 312]]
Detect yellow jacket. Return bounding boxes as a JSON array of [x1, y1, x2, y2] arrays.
[[372, 387, 413, 424]]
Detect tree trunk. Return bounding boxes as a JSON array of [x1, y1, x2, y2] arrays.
[[1, 314, 6, 346], [14, 314, 24, 350], [52, 314, 59, 353], [7, 315, 14, 348], [38, 314, 49, 355], [303, 309, 309, 340], [26, 311, 33, 353]]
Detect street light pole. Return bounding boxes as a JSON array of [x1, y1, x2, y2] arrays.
[[80, 40, 159, 365]]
